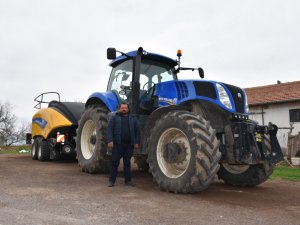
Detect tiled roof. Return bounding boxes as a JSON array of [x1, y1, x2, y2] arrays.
[[245, 81, 300, 106]]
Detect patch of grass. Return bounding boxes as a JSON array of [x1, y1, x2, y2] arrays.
[[0, 149, 20, 154], [270, 162, 300, 181], [0, 145, 31, 155]]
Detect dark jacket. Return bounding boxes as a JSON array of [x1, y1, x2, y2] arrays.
[[107, 112, 140, 145]]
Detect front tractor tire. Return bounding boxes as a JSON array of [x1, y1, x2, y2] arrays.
[[76, 106, 110, 174], [218, 135, 275, 187], [146, 111, 221, 193]]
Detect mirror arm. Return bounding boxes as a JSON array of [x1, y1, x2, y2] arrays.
[[175, 67, 204, 79], [116, 50, 132, 58]]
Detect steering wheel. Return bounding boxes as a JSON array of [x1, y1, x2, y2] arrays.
[[142, 81, 155, 91]]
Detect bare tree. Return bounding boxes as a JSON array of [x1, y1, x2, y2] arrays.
[[0, 102, 29, 146]]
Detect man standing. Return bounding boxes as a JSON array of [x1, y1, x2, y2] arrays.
[[107, 103, 140, 187]]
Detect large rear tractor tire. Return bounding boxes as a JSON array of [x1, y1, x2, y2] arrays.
[[218, 135, 275, 187], [38, 139, 50, 161], [146, 111, 221, 193], [76, 105, 110, 174]]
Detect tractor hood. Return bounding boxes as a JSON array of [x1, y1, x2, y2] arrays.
[[154, 80, 248, 114]]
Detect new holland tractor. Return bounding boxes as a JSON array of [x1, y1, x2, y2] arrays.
[[75, 47, 283, 193], [30, 92, 85, 161]]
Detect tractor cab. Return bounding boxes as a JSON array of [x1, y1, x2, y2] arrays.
[[107, 49, 178, 113]]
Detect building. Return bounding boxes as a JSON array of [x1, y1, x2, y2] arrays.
[[245, 81, 300, 151]]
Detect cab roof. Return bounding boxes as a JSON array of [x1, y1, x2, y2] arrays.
[[109, 50, 178, 68]]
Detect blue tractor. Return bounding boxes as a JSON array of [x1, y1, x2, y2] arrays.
[[75, 47, 283, 193]]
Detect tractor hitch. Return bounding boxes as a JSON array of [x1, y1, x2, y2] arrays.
[[266, 123, 284, 163], [224, 121, 283, 165]]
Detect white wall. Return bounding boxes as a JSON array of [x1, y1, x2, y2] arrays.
[[249, 102, 300, 149]]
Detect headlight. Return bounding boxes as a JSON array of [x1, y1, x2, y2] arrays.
[[244, 90, 249, 113], [216, 83, 232, 110]]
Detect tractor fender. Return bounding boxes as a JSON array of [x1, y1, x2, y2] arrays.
[[85, 91, 120, 112]]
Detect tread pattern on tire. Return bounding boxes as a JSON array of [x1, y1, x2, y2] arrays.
[[76, 105, 110, 174], [146, 110, 221, 193], [38, 139, 50, 161]]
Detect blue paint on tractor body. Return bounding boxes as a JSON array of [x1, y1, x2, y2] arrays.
[[87, 91, 119, 112], [154, 80, 240, 113]]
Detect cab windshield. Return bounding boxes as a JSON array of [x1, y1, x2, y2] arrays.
[[107, 59, 177, 101]]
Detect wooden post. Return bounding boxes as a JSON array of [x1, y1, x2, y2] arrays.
[[287, 123, 295, 163]]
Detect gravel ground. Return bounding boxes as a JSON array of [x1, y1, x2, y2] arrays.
[[0, 154, 299, 225]]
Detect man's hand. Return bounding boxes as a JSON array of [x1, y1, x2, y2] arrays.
[[134, 144, 140, 149], [107, 142, 114, 150]]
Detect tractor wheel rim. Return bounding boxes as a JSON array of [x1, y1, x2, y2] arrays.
[[81, 120, 96, 160], [157, 128, 191, 178], [222, 163, 250, 174]]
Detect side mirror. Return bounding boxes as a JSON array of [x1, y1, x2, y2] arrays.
[[198, 67, 204, 79], [107, 48, 116, 60]]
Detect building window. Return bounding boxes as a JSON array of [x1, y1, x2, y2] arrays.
[[290, 108, 300, 122]]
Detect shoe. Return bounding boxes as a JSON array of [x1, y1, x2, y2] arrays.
[[108, 181, 114, 187], [125, 181, 135, 186]]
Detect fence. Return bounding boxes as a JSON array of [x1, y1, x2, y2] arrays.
[[287, 133, 300, 160]]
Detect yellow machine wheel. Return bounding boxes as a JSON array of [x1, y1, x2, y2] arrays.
[[37, 139, 50, 161]]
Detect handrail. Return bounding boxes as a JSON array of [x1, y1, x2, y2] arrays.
[[34, 92, 61, 109]]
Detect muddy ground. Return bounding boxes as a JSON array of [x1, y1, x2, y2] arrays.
[[0, 154, 299, 225]]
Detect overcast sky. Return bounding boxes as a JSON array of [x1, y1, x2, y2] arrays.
[[0, 0, 299, 124]]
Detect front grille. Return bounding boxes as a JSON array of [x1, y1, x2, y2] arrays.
[[193, 81, 217, 99], [222, 83, 245, 113], [175, 82, 189, 100]]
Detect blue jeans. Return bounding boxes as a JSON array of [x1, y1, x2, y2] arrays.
[[109, 143, 134, 183]]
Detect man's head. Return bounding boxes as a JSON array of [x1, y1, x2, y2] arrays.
[[118, 103, 129, 115]]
